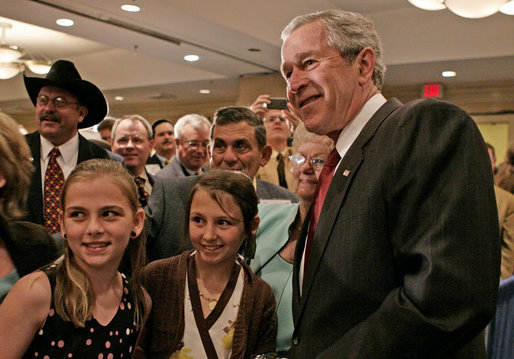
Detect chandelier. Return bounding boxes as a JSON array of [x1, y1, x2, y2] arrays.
[[408, 0, 514, 18], [0, 22, 51, 80]]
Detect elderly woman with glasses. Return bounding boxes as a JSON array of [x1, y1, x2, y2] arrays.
[[250, 123, 333, 354]]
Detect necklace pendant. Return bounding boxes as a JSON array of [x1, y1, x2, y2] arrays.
[[209, 300, 217, 310]]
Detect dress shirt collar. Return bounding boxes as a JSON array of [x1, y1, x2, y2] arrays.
[[40, 133, 79, 164], [335, 93, 387, 161]]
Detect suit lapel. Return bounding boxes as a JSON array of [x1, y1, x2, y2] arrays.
[[26, 132, 44, 224], [295, 99, 403, 324]]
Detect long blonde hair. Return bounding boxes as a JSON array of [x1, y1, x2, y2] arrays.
[[0, 112, 33, 220], [54, 159, 146, 327]]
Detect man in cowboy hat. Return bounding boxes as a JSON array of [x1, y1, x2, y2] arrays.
[[23, 59, 109, 232]]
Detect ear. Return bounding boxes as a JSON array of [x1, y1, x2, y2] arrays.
[[132, 208, 145, 237], [0, 171, 6, 189], [250, 215, 260, 237], [356, 47, 376, 86], [174, 137, 181, 148], [76, 106, 88, 124], [259, 145, 273, 167], [59, 210, 66, 238]]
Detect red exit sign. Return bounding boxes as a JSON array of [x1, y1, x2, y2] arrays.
[[423, 83, 443, 98]]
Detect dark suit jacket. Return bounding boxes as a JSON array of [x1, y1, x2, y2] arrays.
[[145, 176, 298, 261], [290, 98, 500, 358], [147, 153, 165, 169], [25, 131, 109, 225]]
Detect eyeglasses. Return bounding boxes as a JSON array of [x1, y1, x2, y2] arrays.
[[289, 153, 326, 171], [36, 95, 80, 109], [183, 140, 210, 149]]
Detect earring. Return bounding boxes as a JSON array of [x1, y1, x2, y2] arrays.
[[63, 233, 67, 239], [130, 231, 137, 238]]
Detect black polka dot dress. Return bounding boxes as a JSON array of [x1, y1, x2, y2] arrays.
[[23, 268, 140, 359]]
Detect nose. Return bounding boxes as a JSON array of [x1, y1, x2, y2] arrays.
[[126, 139, 135, 149], [300, 159, 315, 174], [288, 69, 308, 96], [203, 222, 217, 242], [86, 215, 104, 237], [222, 146, 238, 164]]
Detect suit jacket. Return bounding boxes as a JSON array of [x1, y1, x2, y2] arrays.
[[290, 98, 500, 358], [145, 176, 298, 261], [147, 153, 165, 168], [257, 148, 295, 191], [155, 156, 209, 180], [494, 185, 514, 279], [25, 131, 109, 225]]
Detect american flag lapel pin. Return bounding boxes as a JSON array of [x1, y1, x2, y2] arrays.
[[343, 169, 350, 177]]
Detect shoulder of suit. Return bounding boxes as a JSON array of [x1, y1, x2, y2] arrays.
[[78, 134, 109, 158], [257, 179, 299, 202]]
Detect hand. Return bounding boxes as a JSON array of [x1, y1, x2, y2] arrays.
[[282, 102, 301, 129], [250, 94, 271, 119]]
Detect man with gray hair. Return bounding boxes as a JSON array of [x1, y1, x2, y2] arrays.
[[156, 113, 210, 179], [111, 114, 155, 207], [281, 9, 499, 358]]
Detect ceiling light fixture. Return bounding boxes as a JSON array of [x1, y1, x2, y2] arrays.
[[25, 60, 52, 75], [409, 0, 513, 18], [56, 18, 74, 27], [199, 89, 210, 94], [0, 22, 53, 80], [0, 62, 23, 80], [114, 96, 125, 101], [0, 23, 24, 63], [184, 54, 199, 62], [442, 71, 457, 77], [500, 0, 514, 14], [121, 4, 141, 12]]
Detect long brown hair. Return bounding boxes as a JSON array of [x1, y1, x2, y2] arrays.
[[54, 159, 146, 327]]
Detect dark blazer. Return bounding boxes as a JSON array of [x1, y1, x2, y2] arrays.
[[290, 98, 500, 358], [145, 176, 298, 261], [25, 131, 109, 225], [147, 153, 165, 168]]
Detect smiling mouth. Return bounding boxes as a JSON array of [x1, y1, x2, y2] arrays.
[[300, 95, 321, 108], [83, 242, 110, 248], [203, 244, 222, 250]]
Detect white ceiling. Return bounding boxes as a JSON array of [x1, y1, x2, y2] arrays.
[[1, 0, 513, 111]]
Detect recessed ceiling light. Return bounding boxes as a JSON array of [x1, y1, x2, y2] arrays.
[[500, 1, 514, 15], [248, 48, 261, 52], [184, 55, 199, 62], [56, 19, 74, 27], [121, 4, 141, 12], [442, 71, 456, 78], [114, 96, 124, 101], [199, 89, 210, 94]]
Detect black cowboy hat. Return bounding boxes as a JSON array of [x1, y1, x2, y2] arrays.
[[24, 60, 108, 129]]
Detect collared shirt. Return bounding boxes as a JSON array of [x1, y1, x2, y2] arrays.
[[40, 134, 79, 196], [178, 158, 202, 176], [299, 93, 388, 293], [155, 152, 169, 167]]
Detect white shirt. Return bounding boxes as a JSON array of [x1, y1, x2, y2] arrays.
[[40, 134, 79, 196], [299, 93, 388, 293]]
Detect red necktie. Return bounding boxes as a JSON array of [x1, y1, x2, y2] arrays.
[[304, 148, 341, 269], [44, 147, 65, 234]]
